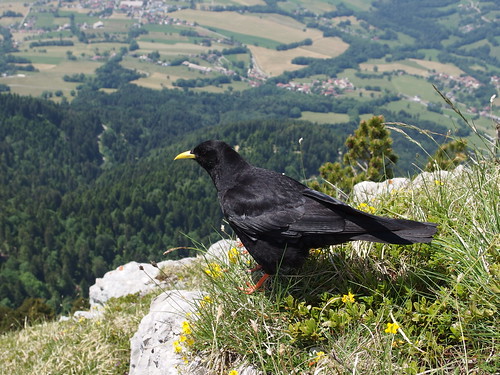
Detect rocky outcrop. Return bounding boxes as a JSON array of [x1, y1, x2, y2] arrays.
[[89, 258, 197, 307], [352, 165, 468, 202], [352, 177, 410, 203], [76, 240, 246, 374], [129, 290, 203, 375], [127, 239, 244, 375]]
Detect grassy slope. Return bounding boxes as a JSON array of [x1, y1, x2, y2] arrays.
[[189, 156, 499, 374], [0, 295, 152, 375]]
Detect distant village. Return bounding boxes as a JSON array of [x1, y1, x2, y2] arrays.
[[277, 77, 354, 96], [65, 0, 192, 24]]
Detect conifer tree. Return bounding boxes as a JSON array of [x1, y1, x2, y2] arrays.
[[425, 138, 467, 171], [314, 115, 398, 194]]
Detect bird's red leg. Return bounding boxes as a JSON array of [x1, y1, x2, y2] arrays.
[[239, 273, 270, 294], [247, 264, 262, 273]]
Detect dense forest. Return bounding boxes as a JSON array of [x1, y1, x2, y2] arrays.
[[0, 76, 459, 320]]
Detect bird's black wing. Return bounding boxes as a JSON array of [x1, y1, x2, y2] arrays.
[[220, 168, 309, 240], [221, 169, 349, 240], [284, 188, 353, 234]]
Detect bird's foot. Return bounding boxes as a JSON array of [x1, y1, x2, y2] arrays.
[[238, 273, 270, 294], [247, 264, 263, 273]]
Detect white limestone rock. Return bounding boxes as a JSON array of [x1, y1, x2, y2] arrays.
[[352, 166, 468, 202], [353, 177, 410, 203], [411, 165, 468, 188], [73, 305, 105, 320], [89, 258, 196, 307], [197, 238, 241, 263], [129, 290, 203, 375]]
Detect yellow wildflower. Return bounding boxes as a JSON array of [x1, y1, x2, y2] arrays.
[[204, 263, 223, 278], [385, 322, 400, 334], [392, 339, 404, 347], [182, 321, 192, 335], [341, 292, 355, 303], [228, 371, 239, 375], [434, 180, 444, 186], [173, 340, 182, 353], [185, 337, 195, 346], [200, 295, 212, 308], [308, 351, 326, 366], [310, 248, 322, 256], [357, 202, 376, 214], [228, 247, 240, 264]]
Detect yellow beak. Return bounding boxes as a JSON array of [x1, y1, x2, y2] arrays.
[[174, 150, 196, 160]]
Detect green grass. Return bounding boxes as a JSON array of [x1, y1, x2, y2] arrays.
[[390, 76, 441, 103], [0, 293, 154, 374], [279, 0, 336, 13], [143, 24, 190, 33], [301, 111, 350, 124], [138, 36, 184, 45], [180, 112, 500, 374], [204, 26, 281, 49], [32, 12, 56, 28]]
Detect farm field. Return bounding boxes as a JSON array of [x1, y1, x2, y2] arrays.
[[0, 0, 497, 141], [249, 40, 347, 77], [124, 60, 217, 89], [173, 10, 323, 45], [359, 58, 466, 78], [0, 0, 30, 27], [0, 69, 79, 97], [301, 111, 350, 124]]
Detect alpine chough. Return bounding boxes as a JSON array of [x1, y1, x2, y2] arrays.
[[175, 140, 437, 293]]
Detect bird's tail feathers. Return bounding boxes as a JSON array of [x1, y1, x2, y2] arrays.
[[345, 216, 438, 245]]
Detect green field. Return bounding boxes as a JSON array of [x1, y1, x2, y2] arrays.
[[301, 111, 350, 124], [202, 26, 281, 49]]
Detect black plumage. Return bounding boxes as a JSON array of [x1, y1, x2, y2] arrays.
[[175, 140, 437, 291]]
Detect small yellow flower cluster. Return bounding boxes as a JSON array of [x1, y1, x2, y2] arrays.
[[357, 202, 376, 214], [228, 247, 240, 264], [172, 320, 195, 360], [173, 340, 183, 354], [228, 371, 239, 375], [392, 339, 404, 347], [341, 291, 355, 303], [385, 322, 400, 334], [310, 248, 322, 257], [200, 295, 212, 308], [434, 179, 444, 186], [204, 262, 223, 278], [308, 351, 326, 366], [182, 320, 192, 335], [180, 333, 194, 346]]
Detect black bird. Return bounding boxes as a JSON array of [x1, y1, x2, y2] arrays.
[[175, 140, 437, 293]]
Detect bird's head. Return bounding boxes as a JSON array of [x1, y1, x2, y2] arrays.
[[174, 140, 246, 184]]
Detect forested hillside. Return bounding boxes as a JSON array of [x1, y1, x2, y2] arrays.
[[0, 79, 472, 319], [0, 87, 348, 314]]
